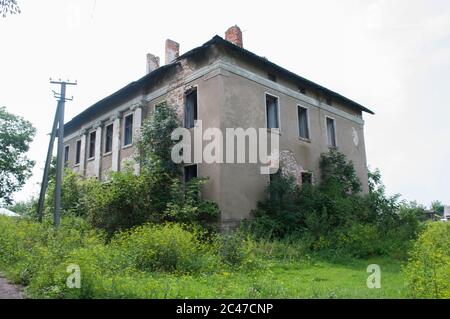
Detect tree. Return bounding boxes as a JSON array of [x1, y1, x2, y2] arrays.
[[138, 102, 181, 177], [1, 0, 20, 18], [431, 200, 445, 216], [0, 106, 35, 205]]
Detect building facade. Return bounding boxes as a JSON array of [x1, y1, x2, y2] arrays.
[[63, 26, 374, 228]]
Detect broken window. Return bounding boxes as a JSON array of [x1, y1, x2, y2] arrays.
[[185, 88, 198, 128], [124, 114, 133, 146], [89, 131, 96, 159], [75, 140, 81, 165], [184, 164, 197, 183], [64, 145, 70, 166], [266, 94, 279, 129], [301, 172, 313, 185], [298, 106, 310, 140], [105, 124, 113, 154], [326, 117, 337, 148]]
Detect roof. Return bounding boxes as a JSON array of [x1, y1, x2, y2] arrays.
[[64, 35, 374, 134]]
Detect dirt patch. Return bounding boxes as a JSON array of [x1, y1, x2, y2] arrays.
[[0, 275, 24, 299]]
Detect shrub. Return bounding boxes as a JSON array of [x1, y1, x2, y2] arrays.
[[110, 223, 218, 274], [216, 232, 258, 269], [404, 222, 450, 298]]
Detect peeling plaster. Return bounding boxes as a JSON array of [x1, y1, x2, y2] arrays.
[[279, 150, 305, 185]]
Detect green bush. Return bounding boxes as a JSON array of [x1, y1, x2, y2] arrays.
[[404, 222, 450, 298], [216, 232, 259, 270], [249, 150, 424, 260], [110, 223, 219, 274]]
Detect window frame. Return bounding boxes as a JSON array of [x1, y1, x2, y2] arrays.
[[75, 139, 81, 166], [325, 116, 337, 148], [183, 164, 198, 184], [184, 87, 198, 129], [88, 130, 96, 160], [297, 104, 310, 141], [64, 145, 70, 166], [301, 171, 313, 185], [104, 123, 114, 155], [264, 92, 280, 131], [123, 112, 134, 147]]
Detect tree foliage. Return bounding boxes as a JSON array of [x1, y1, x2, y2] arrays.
[[1, 0, 20, 18], [138, 102, 181, 177], [0, 106, 35, 205]]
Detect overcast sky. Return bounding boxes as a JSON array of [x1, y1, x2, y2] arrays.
[[1, 0, 449, 207]]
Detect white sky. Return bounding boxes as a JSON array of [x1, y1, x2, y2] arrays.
[[1, 0, 449, 207]]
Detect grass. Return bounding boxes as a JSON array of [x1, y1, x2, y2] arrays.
[[77, 257, 407, 299]]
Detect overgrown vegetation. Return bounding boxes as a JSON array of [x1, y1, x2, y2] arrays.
[[248, 149, 425, 260], [37, 103, 219, 235], [404, 222, 450, 298], [1, 102, 448, 299]]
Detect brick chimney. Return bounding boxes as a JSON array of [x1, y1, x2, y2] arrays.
[[165, 39, 180, 64], [146, 53, 160, 74], [225, 25, 243, 48]]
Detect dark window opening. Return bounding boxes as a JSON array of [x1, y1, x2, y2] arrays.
[[298, 86, 306, 94], [184, 165, 197, 183], [268, 73, 277, 82], [185, 88, 198, 128], [297, 106, 310, 139], [326, 117, 337, 148], [301, 172, 313, 185], [64, 146, 70, 166], [105, 124, 113, 154], [89, 131, 96, 159], [124, 114, 133, 146], [266, 94, 279, 129], [75, 140, 81, 165]]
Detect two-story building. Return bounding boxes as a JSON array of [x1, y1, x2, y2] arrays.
[[63, 26, 374, 229]]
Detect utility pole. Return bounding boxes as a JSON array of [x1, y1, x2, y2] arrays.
[[37, 79, 77, 226]]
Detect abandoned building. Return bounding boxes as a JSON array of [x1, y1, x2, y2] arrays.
[[63, 25, 374, 228]]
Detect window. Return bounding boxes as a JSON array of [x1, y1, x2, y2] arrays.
[[266, 94, 279, 129], [124, 114, 133, 146], [268, 73, 277, 82], [88, 131, 96, 159], [64, 145, 70, 165], [297, 106, 310, 140], [326, 117, 337, 148], [184, 164, 197, 183], [301, 172, 313, 185], [75, 140, 81, 165], [105, 124, 113, 154], [185, 88, 198, 128]]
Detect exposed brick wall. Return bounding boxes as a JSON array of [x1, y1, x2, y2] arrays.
[[225, 25, 243, 48], [165, 39, 180, 64]]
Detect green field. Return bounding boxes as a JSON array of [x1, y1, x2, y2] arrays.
[[84, 257, 407, 299]]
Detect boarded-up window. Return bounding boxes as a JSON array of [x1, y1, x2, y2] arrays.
[[298, 106, 310, 139], [185, 89, 198, 128], [105, 124, 113, 154], [326, 117, 336, 148], [75, 140, 81, 165], [266, 94, 279, 129], [184, 164, 197, 183], [124, 114, 133, 146], [89, 131, 96, 159]]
